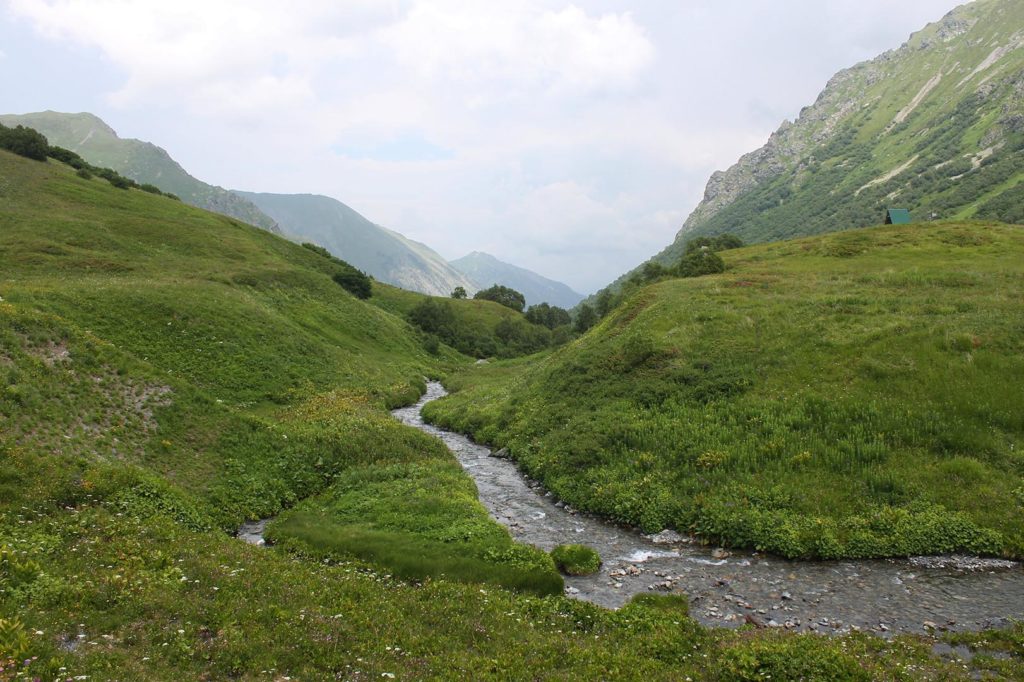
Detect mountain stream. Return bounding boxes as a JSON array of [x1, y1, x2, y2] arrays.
[[392, 382, 1024, 636]]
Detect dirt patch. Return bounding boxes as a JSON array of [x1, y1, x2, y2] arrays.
[[23, 338, 71, 367]]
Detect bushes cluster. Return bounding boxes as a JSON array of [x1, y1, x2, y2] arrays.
[[406, 298, 553, 358], [0, 124, 48, 161], [473, 284, 526, 312]]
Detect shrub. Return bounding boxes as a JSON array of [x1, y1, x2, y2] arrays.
[[76, 168, 93, 180], [677, 249, 725, 277], [0, 124, 49, 161], [451, 286, 467, 299], [550, 544, 601, 576], [331, 269, 372, 299]]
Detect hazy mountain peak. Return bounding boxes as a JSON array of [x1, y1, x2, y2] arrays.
[[450, 252, 584, 309]]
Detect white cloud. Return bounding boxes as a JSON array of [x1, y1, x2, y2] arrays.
[[383, 2, 653, 94]]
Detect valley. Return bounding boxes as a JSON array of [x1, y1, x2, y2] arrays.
[[3, 0, 1024, 678]]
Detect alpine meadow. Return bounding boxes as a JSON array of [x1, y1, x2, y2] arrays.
[[2, 0, 1024, 680]]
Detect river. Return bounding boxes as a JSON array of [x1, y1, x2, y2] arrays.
[[393, 381, 1024, 636]]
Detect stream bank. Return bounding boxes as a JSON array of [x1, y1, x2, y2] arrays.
[[396, 382, 1024, 636]]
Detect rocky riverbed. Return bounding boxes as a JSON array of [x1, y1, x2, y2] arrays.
[[395, 382, 1024, 636]]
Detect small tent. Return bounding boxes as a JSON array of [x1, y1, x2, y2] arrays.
[[885, 208, 911, 225]]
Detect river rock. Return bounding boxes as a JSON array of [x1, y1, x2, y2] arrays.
[[645, 530, 686, 545]]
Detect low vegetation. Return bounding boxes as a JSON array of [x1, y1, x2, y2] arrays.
[[550, 544, 602, 576], [425, 221, 1024, 560]]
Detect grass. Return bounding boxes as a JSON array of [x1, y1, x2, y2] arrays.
[[2, 149, 1023, 678], [550, 545, 602, 576], [425, 221, 1024, 559]]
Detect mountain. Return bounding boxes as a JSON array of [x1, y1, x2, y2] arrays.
[[450, 251, 585, 308], [236, 191, 476, 297], [616, 0, 1024, 286], [0, 110, 282, 234]]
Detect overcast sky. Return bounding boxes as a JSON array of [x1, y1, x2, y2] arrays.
[[1, 0, 966, 293]]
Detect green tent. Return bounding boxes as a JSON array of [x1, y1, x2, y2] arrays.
[[885, 208, 911, 225]]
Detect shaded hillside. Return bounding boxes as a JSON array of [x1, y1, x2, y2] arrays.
[[426, 221, 1024, 560], [611, 0, 1024, 291], [237, 191, 476, 297], [451, 251, 585, 308], [0, 110, 282, 234]]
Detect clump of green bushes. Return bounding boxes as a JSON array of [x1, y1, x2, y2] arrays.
[[550, 544, 601, 576]]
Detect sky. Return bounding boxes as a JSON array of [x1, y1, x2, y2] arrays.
[[1, 0, 966, 293]]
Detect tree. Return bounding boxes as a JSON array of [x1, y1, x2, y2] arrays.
[[574, 304, 597, 334], [525, 303, 571, 330], [451, 286, 468, 299], [595, 290, 615, 318], [473, 284, 526, 312]]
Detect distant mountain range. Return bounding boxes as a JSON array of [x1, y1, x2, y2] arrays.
[[450, 252, 584, 309], [610, 0, 1024, 290], [236, 191, 477, 298], [0, 111, 282, 234]]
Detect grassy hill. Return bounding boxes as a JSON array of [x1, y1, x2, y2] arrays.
[[425, 220, 1024, 560], [605, 0, 1024, 298], [0, 110, 283, 234]]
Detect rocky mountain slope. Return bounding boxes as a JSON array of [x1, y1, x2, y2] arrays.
[[618, 0, 1024, 284], [0, 110, 282, 234], [237, 191, 476, 297], [450, 251, 584, 308]]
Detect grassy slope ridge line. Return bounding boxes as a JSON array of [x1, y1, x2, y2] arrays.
[[424, 221, 1024, 560]]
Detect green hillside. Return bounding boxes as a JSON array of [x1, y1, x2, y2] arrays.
[[607, 0, 1024, 296], [372, 282, 557, 358], [0, 110, 282, 234], [237, 190, 477, 297], [425, 221, 1024, 560]]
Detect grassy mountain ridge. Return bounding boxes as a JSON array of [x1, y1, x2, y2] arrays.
[[237, 190, 477, 297], [607, 0, 1024, 294], [451, 251, 585, 308], [0, 110, 283, 234], [425, 220, 1024, 560]]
